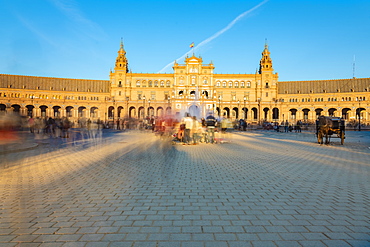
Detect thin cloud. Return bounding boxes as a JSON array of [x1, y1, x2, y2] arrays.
[[15, 14, 59, 48], [158, 0, 269, 73], [49, 0, 107, 41]]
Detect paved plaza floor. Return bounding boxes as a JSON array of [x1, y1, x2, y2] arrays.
[[0, 129, 369, 247]]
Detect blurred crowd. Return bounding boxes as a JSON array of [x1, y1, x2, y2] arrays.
[[4, 110, 348, 146]]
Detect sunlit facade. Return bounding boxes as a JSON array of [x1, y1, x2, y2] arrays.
[[1, 42, 369, 125]]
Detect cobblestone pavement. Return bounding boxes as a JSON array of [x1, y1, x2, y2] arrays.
[[0, 129, 369, 247]]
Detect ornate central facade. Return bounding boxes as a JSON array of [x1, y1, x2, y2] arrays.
[[0, 42, 369, 126]]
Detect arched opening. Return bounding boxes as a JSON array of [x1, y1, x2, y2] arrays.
[[202, 91, 209, 98], [157, 107, 164, 116], [90, 107, 98, 118], [315, 108, 323, 117], [166, 106, 171, 115], [342, 108, 351, 120], [242, 107, 248, 120], [138, 106, 144, 119], [0, 104, 6, 112], [357, 107, 366, 119], [272, 108, 279, 121], [289, 108, 297, 120], [356, 107, 366, 130], [117, 106, 123, 118], [26, 105, 35, 117], [108, 106, 115, 119], [148, 106, 154, 117], [11, 104, 21, 114], [188, 105, 199, 117], [78, 106, 87, 118], [40, 105, 48, 117], [216, 107, 221, 117], [129, 106, 136, 118], [223, 107, 230, 118], [66, 106, 73, 118], [263, 107, 269, 121], [251, 107, 258, 121], [302, 108, 310, 121], [53, 106, 61, 117], [328, 108, 337, 117], [232, 107, 239, 119]]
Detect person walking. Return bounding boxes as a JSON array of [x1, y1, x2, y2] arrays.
[[191, 116, 201, 145], [182, 113, 193, 145], [205, 113, 217, 144], [284, 120, 289, 132], [296, 120, 302, 132], [200, 118, 208, 143]]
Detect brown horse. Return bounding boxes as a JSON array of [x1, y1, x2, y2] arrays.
[[316, 116, 333, 144]]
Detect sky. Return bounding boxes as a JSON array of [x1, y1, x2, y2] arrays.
[[0, 0, 369, 82]]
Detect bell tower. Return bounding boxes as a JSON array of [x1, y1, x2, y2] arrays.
[[257, 42, 278, 102], [259, 43, 273, 74], [110, 40, 130, 100], [115, 40, 129, 73]]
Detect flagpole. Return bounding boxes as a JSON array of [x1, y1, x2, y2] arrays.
[[190, 42, 195, 56]]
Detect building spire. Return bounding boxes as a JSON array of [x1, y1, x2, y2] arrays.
[[259, 42, 273, 74], [115, 39, 128, 73], [120, 37, 124, 51]]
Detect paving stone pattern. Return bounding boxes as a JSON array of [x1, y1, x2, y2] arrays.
[[0, 130, 369, 247]]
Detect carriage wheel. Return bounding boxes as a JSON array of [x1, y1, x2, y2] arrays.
[[317, 131, 323, 144], [340, 131, 345, 145]]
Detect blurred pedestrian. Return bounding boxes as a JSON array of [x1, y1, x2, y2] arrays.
[[206, 113, 217, 144]]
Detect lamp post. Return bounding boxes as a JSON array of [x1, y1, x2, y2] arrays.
[[237, 100, 240, 120], [112, 96, 116, 124], [142, 95, 146, 119], [243, 96, 247, 119], [218, 95, 222, 118], [257, 98, 261, 125], [126, 97, 129, 118], [167, 98, 171, 115], [148, 99, 151, 118], [358, 99, 362, 131]]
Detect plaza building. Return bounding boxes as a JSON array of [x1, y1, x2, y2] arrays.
[[0, 42, 369, 126]]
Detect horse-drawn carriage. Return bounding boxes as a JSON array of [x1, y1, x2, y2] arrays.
[[316, 116, 345, 145]]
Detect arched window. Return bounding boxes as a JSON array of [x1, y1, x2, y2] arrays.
[[191, 76, 196, 85], [235, 81, 239, 87], [246, 81, 251, 87], [222, 81, 226, 87], [216, 81, 220, 87], [136, 80, 141, 87], [229, 81, 233, 88]]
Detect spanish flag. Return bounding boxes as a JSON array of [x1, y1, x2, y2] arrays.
[[189, 42, 194, 48]]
